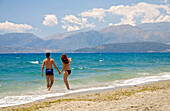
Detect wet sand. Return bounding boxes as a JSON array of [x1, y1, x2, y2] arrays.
[[1, 80, 170, 111]]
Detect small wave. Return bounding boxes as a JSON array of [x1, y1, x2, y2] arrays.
[[138, 72, 151, 75], [99, 59, 104, 62], [79, 67, 86, 70], [30, 61, 39, 64], [93, 69, 105, 72], [112, 68, 124, 71], [121, 74, 170, 86], [72, 67, 86, 70]]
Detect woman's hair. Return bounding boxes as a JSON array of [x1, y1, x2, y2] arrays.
[[61, 53, 68, 64]]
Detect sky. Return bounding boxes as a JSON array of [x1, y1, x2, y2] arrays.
[[0, 0, 170, 38]]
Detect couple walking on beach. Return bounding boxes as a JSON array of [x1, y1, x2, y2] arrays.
[[41, 52, 71, 91]]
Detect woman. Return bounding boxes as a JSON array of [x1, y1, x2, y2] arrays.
[[59, 53, 71, 90]]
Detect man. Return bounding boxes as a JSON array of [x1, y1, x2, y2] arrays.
[[41, 52, 60, 91]]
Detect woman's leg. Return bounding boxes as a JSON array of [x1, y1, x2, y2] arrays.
[[63, 71, 70, 90]]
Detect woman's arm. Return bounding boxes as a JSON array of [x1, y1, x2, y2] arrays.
[[60, 62, 65, 74], [69, 58, 72, 63]]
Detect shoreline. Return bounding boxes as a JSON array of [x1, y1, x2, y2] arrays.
[[1, 74, 169, 108], [2, 80, 170, 111]]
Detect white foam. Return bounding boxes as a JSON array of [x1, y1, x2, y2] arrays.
[[120, 73, 170, 86], [30, 61, 39, 64], [67, 73, 170, 95], [1, 73, 170, 108], [78, 67, 86, 69], [138, 72, 150, 75], [68, 86, 112, 94], [0, 93, 66, 107], [99, 59, 104, 62]]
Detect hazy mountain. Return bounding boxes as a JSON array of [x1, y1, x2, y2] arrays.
[[0, 46, 44, 53], [0, 33, 62, 53], [137, 22, 170, 32], [100, 25, 170, 44], [74, 42, 170, 53], [37, 30, 105, 51], [42, 24, 170, 50], [0, 22, 170, 53], [44, 32, 77, 40], [0, 33, 44, 47], [0, 46, 60, 53], [59, 30, 104, 50]]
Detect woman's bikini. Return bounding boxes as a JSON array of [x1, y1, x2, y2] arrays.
[[64, 59, 71, 75]]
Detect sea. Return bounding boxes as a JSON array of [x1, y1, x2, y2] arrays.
[[0, 53, 170, 107]]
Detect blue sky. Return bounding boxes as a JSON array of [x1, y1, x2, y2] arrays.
[[0, 0, 169, 38]]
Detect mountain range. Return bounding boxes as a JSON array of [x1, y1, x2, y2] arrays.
[[74, 42, 170, 53], [0, 22, 170, 53]]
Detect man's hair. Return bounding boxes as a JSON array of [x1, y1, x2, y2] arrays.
[[46, 52, 50, 58]]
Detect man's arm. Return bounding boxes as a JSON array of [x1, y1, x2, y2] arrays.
[[52, 60, 60, 73], [60, 63, 65, 74], [41, 60, 45, 77]]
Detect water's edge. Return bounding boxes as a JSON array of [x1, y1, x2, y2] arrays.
[[1, 74, 170, 108]]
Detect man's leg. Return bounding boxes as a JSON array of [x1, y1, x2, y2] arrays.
[[46, 75, 50, 91], [49, 75, 54, 90]]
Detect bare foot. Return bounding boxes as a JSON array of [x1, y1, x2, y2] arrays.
[[47, 87, 51, 91]]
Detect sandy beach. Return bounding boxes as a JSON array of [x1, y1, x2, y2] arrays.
[[1, 80, 170, 111]]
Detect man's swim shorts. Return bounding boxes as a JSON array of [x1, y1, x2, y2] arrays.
[[46, 69, 54, 75]]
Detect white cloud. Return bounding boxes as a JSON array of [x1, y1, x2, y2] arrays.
[[85, 23, 95, 28], [155, 15, 170, 22], [163, 0, 168, 4], [108, 23, 114, 26], [80, 8, 106, 21], [0, 21, 32, 33], [62, 15, 82, 26], [61, 2, 170, 31], [107, 2, 170, 25], [43, 15, 58, 26], [82, 17, 88, 24], [62, 24, 69, 29], [67, 25, 81, 32], [62, 15, 95, 32]]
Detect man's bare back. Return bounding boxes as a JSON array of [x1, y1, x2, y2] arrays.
[[43, 58, 54, 69]]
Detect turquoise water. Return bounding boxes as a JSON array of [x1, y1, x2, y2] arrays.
[[0, 53, 170, 107]]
